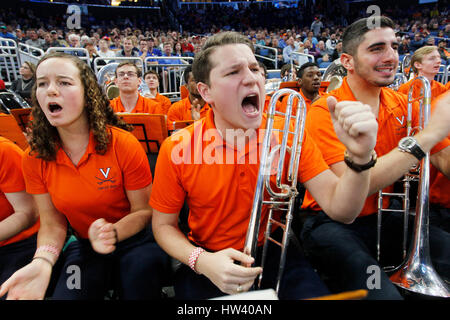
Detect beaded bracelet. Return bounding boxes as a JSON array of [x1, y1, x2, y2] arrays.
[[35, 244, 59, 257], [188, 247, 205, 274]]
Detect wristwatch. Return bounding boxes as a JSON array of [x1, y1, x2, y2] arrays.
[[398, 137, 425, 161], [344, 150, 377, 172]]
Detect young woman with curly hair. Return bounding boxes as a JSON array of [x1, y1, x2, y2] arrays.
[[0, 52, 169, 300]]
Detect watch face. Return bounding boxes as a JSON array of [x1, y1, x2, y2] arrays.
[[401, 137, 415, 149]]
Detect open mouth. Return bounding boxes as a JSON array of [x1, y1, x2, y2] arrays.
[[241, 93, 260, 116], [48, 103, 63, 114]]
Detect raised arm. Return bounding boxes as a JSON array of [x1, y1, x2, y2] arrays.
[[326, 91, 450, 195], [304, 96, 378, 224]]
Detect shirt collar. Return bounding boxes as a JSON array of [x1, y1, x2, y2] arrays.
[[55, 130, 96, 166]]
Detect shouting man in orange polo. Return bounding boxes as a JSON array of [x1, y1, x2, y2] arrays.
[[150, 31, 380, 300]]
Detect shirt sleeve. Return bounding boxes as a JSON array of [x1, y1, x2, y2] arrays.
[[297, 128, 330, 183], [149, 136, 187, 214], [0, 141, 25, 193], [22, 150, 48, 194]]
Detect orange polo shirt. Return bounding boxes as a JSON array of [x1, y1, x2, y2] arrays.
[[278, 89, 323, 115], [263, 93, 283, 113], [429, 93, 450, 208], [398, 78, 447, 102], [110, 94, 164, 114], [302, 77, 450, 217], [150, 93, 172, 115], [167, 97, 210, 130], [22, 127, 152, 239], [150, 109, 329, 251], [0, 137, 39, 246]]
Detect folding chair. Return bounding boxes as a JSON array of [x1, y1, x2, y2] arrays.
[[279, 81, 300, 91], [117, 113, 168, 154], [10, 108, 32, 132], [169, 120, 194, 135], [0, 113, 29, 150]]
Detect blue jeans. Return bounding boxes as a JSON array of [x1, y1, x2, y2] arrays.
[[300, 208, 450, 300], [174, 229, 330, 300], [0, 235, 37, 300], [50, 226, 171, 300]]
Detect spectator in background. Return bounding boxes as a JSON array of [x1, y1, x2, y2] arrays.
[[325, 33, 338, 55], [14, 29, 26, 43], [0, 25, 16, 40], [269, 37, 284, 69], [311, 17, 323, 37], [330, 40, 343, 61], [25, 29, 44, 49], [282, 36, 299, 65], [49, 31, 63, 47], [110, 36, 122, 51], [147, 37, 162, 56], [84, 41, 100, 70], [180, 37, 194, 57], [68, 33, 81, 48], [115, 36, 139, 58], [138, 38, 150, 61], [437, 40, 450, 65], [143, 70, 171, 115], [10, 61, 36, 103], [398, 36, 411, 56], [97, 38, 115, 59], [173, 42, 184, 57], [410, 32, 425, 52], [304, 31, 318, 47]]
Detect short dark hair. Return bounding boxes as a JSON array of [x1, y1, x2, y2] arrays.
[[297, 62, 319, 78], [192, 31, 254, 85], [183, 64, 192, 84], [143, 69, 159, 81], [342, 16, 395, 56]]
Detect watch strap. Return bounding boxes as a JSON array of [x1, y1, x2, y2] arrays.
[[344, 150, 377, 172]]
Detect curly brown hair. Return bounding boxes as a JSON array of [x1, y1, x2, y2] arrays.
[[29, 52, 132, 161]]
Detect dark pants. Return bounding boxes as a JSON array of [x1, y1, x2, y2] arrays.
[[0, 235, 37, 300], [300, 207, 450, 300], [430, 204, 450, 233], [50, 226, 171, 300], [174, 229, 330, 300]]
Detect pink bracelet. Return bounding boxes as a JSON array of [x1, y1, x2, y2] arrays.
[[188, 247, 205, 274], [35, 245, 59, 257]]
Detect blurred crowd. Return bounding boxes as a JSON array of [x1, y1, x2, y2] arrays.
[[0, 0, 448, 71]]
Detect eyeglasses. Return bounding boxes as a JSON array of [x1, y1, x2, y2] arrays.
[[117, 71, 138, 78]]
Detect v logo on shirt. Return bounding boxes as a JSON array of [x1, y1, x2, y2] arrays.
[[100, 167, 111, 179], [395, 116, 404, 126], [96, 167, 116, 185]]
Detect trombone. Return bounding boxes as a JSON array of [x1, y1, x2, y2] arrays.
[[377, 76, 450, 297], [243, 88, 306, 295]]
